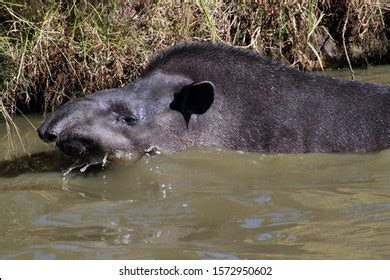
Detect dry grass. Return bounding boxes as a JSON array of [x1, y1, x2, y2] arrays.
[[0, 0, 388, 119]]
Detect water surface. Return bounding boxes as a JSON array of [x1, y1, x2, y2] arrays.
[[0, 66, 389, 259]]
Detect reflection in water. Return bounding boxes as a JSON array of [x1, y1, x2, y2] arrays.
[[325, 65, 390, 85], [240, 217, 263, 229], [0, 66, 389, 259]]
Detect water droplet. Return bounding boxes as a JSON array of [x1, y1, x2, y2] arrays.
[[102, 154, 108, 167], [80, 164, 90, 173], [78, 192, 87, 198]]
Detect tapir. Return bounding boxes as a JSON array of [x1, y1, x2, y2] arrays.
[[38, 42, 389, 163]]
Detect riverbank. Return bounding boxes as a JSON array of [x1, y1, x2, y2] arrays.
[[1, 0, 389, 116]]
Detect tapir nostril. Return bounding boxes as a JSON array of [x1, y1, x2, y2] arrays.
[[45, 132, 58, 142], [37, 127, 58, 143]]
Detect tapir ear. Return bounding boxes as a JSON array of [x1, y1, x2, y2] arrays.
[[169, 81, 215, 125]]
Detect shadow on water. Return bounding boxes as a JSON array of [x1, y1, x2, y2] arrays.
[[0, 150, 71, 178]]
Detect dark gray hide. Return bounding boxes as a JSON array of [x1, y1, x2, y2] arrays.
[[38, 42, 389, 161]]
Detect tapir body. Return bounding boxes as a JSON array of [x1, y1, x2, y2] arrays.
[[38, 42, 390, 162]]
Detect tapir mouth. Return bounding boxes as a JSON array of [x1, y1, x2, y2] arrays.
[[56, 137, 103, 158]]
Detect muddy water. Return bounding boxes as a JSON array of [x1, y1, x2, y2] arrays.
[[0, 66, 389, 259]]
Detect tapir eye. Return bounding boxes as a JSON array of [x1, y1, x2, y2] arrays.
[[119, 116, 138, 126]]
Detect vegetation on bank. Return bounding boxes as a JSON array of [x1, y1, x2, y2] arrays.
[[0, 0, 389, 118]]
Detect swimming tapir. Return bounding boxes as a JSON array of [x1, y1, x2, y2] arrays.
[[38, 42, 389, 162]]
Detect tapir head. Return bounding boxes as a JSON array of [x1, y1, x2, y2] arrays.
[[37, 72, 215, 163]]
